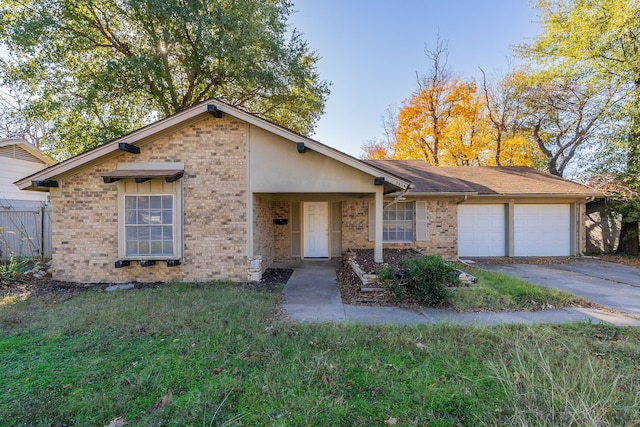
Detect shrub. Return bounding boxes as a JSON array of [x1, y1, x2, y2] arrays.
[[375, 263, 405, 299], [376, 255, 455, 304], [399, 255, 455, 304]]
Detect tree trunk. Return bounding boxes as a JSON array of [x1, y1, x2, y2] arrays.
[[618, 221, 639, 256], [617, 78, 640, 255]]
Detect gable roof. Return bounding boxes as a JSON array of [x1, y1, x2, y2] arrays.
[[15, 98, 411, 192], [366, 160, 600, 197], [0, 138, 56, 166]]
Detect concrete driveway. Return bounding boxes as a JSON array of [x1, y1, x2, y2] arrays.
[[479, 258, 640, 317]]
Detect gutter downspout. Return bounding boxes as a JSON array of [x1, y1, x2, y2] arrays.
[[384, 186, 411, 209]]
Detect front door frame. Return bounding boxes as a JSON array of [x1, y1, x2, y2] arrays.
[[303, 201, 329, 258]]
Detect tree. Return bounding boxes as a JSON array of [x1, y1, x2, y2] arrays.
[[0, 0, 329, 157], [391, 38, 493, 165], [0, 88, 50, 148], [518, 71, 623, 177], [480, 68, 542, 167], [522, 0, 640, 254], [369, 38, 542, 167]]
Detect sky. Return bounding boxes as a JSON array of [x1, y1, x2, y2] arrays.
[[288, 0, 540, 157]]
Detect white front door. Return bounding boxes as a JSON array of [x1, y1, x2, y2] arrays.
[[303, 202, 329, 258]]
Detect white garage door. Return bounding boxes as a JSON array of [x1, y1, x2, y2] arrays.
[[458, 205, 506, 256], [514, 204, 571, 256]]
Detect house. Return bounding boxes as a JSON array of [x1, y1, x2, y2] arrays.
[[0, 138, 55, 209], [15, 100, 599, 283], [0, 138, 55, 259]]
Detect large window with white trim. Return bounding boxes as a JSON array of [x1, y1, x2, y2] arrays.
[[117, 177, 183, 260], [383, 201, 414, 242], [124, 195, 174, 257]]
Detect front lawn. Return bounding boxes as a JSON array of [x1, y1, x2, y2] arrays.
[[449, 264, 590, 312], [1, 283, 639, 426]]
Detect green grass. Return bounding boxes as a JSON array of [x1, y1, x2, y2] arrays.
[[449, 264, 587, 312], [1, 283, 639, 426]]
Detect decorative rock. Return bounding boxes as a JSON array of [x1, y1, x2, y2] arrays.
[[105, 283, 135, 292]]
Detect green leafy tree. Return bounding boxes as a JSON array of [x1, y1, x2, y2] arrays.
[[522, 0, 640, 254], [0, 0, 329, 157]]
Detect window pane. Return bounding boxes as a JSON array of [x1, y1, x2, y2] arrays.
[[150, 226, 162, 241], [138, 196, 150, 209], [125, 196, 136, 209], [148, 210, 162, 224], [126, 241, 138, 256], [125, 226, 138, 241], [162, 210, 173, 225], [162, 195, 173, 209], [162, 241, 173, 255], [150, 196, 162, 209], [138, 240, 150, 255], [162, 226, 172, 240], [150, 241, 163, 255], [125, 210, 137, 224], [138, 226, 150, 240]]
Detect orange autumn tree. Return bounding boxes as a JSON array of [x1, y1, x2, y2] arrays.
[[392, 75, 542, 166], [363, 39, 543, 167]]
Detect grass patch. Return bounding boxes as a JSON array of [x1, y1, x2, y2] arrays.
[[2, 284, 639, 426], [450, 264, 587, 312]]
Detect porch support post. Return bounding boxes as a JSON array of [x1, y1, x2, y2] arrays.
[[374, 187, 384, 263]]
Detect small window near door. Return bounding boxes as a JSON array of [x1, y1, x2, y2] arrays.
[[383, 201, 414, 243]]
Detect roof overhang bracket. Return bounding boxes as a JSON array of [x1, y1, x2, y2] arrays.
[[297, 142, 307, 153], [207, 105, 223, 118], [32, 180, 59, 188], [374, 177, 385, 185], [118, 142, 140, 154]]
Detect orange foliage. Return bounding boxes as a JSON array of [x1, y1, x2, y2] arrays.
[[391, 74, 542, 167]]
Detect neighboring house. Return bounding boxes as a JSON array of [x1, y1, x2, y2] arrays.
[[0, 138, 55, 259], [0, 138, 54, 208], [15, 100, 599, 283]]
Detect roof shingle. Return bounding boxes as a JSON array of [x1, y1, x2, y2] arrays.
[[365, 160, 599, 196]]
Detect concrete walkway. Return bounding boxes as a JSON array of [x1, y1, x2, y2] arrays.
[[280, 260, 640, 327]]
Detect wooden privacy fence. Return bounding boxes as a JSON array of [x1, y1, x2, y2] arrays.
[[0, 206, 52, 260]]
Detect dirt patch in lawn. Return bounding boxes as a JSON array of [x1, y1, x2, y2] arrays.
[[338, 249, 432, 307], [1, 268, 293, 303]]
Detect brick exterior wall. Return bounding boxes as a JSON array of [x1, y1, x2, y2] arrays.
[[272, 201, 291, 261], [253, 197, 291, 268], [340, 198, 459, 260], [51, 115, 249, 283]]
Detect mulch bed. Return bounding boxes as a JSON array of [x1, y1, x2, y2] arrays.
[[338, 249, 427, 307], [0, 268, 294, 302]]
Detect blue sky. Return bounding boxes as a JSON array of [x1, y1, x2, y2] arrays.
[[288, 1, 540, 157]]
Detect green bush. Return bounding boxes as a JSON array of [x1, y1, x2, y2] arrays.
[[375, 263, 404, 299], [399, 255, 455, 304], [376, 255, 455, 304]]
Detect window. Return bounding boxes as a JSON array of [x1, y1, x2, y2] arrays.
[[383, 202, 414, 242], [368, 200, 427, 243], [117, 175, 183, 260], [124, 195, 174, 257]]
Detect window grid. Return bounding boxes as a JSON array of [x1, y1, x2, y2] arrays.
[[383, 202, 414, 242], [124, 195, 174, 257]]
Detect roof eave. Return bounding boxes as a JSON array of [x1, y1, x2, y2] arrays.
[[16, 99, 413, 192]]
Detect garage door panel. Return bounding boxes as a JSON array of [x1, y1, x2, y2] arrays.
[[458, 205, 505, 256], [514, 204, 570, 256]]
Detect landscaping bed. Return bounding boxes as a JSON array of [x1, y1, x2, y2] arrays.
[[338, 249, 591, 311], [338, 249, 446, 307]]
